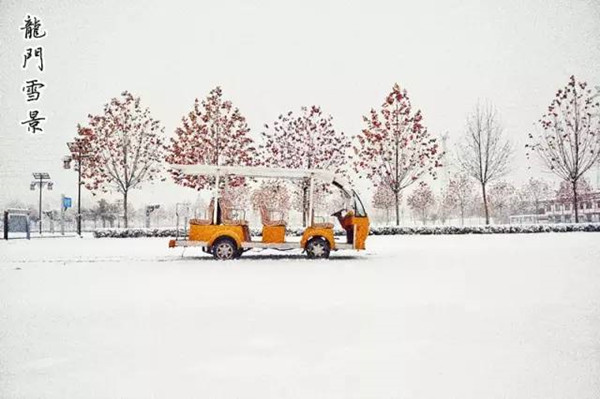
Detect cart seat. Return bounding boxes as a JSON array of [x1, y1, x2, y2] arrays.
[[189, 200, 215, 225], [311, 211, 334, 229], [260, 205, 286, 227], [189, 218, 211, 225], [312, 222, 334, 229], [221, 198, 248, 226], [223, 219, 249, 226]]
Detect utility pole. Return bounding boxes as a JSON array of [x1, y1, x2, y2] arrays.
[[64, 140, 90, 236], [61, 194, 65, 235], [30, 172, 53, 234]]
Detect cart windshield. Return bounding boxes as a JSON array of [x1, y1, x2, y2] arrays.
[[352, 191, 367, 217]]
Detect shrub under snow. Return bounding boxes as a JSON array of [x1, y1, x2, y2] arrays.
[[369, 223, 600, 235], [92, 223, 600, 238]]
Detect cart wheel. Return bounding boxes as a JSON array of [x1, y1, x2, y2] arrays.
[[213, 237, 237, 260], [306, 237, 330, 259]]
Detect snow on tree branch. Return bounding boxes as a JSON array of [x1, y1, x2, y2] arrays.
[[526, 75, 600, 222], [260, 105, 350, 226], [353, 83, 443, 225], [76, 91, 166, 227], [166, 86, 258, 191]]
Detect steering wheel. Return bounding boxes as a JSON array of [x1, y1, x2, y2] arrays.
[[331, 209, 346, 217]]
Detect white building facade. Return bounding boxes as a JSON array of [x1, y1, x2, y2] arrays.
[[510, 192, 600, 224]]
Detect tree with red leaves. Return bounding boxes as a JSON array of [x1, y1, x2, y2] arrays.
[[372, 183, 396, 225], [353, 83, 443, 226], [77, 91, 166, 227], [260, 106, 350, 226], [166, 86, 258, 191], [251, 180, 291, 213], [221, 184, 251, 209], [526, 76, 600, 223], [407, 182, 435, 225]]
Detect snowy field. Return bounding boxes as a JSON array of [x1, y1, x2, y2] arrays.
[[1, 234, 599, 399]]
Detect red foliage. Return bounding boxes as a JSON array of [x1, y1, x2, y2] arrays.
[[353, 83, 443, 224], [77, 91, 166, 196], [221, 185, 251, 209], [166, 87, 258, 191], [407, 182, 435, 223], [251, 180, 291, 212], [260, 105, 350, 224], [526, 75, 600, 222], [372, 183, 396, 211]]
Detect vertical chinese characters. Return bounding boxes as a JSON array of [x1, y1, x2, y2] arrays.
[[20, 15, 47, 134]]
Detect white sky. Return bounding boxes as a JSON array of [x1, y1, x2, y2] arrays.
[[1, 0, 599, 212]]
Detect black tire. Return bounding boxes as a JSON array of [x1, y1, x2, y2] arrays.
[[234, 248, 244, 259], [212, 237, 237, 260], [306, 237, 330, 259]]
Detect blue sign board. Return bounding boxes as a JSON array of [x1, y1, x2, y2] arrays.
[[63, 197, 72, 209]]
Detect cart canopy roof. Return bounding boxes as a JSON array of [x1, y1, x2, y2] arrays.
[[170, 164, 352, 195]]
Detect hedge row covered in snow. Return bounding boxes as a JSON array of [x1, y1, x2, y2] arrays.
[[93, 223, 600, 238], [92, 227, 347, 238], [93, 228, 188, 238], [369, 223, 600, 235]]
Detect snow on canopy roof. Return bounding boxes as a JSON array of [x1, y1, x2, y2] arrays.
[[170, 164, 353, 196], [172, 164, 331, 182]]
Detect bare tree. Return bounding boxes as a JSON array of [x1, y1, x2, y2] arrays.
[[447, 173, 475, 225], [526, 76, 600, 222], [521, 177, 551, 214], [458, 102, 512, 224], [487, 181, 518, 224]]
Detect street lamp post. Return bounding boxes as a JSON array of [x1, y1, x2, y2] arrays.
[[64, 141, 90, 236], [30, 172, 53, 234]]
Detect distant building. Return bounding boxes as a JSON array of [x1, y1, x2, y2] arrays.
[[510, 191, 600, 224]]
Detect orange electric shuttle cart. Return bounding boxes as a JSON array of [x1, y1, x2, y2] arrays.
[[168, 164, 369, 260]]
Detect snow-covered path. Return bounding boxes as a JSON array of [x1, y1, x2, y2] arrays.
[[1, 234, 599, 398]]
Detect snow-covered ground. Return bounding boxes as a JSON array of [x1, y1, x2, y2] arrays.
[[1, 234, 599, 399]]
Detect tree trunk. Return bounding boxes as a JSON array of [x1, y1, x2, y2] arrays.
[[395, 190, 400, 226], [481, 182, 490, 225], [460, 205, 465, 226], [572, 180, 579, 223], [300, 184, 310, 228], [123, 190, 129, 228]]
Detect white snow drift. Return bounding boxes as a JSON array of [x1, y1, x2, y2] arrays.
[[0, 234, 599, 399]]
